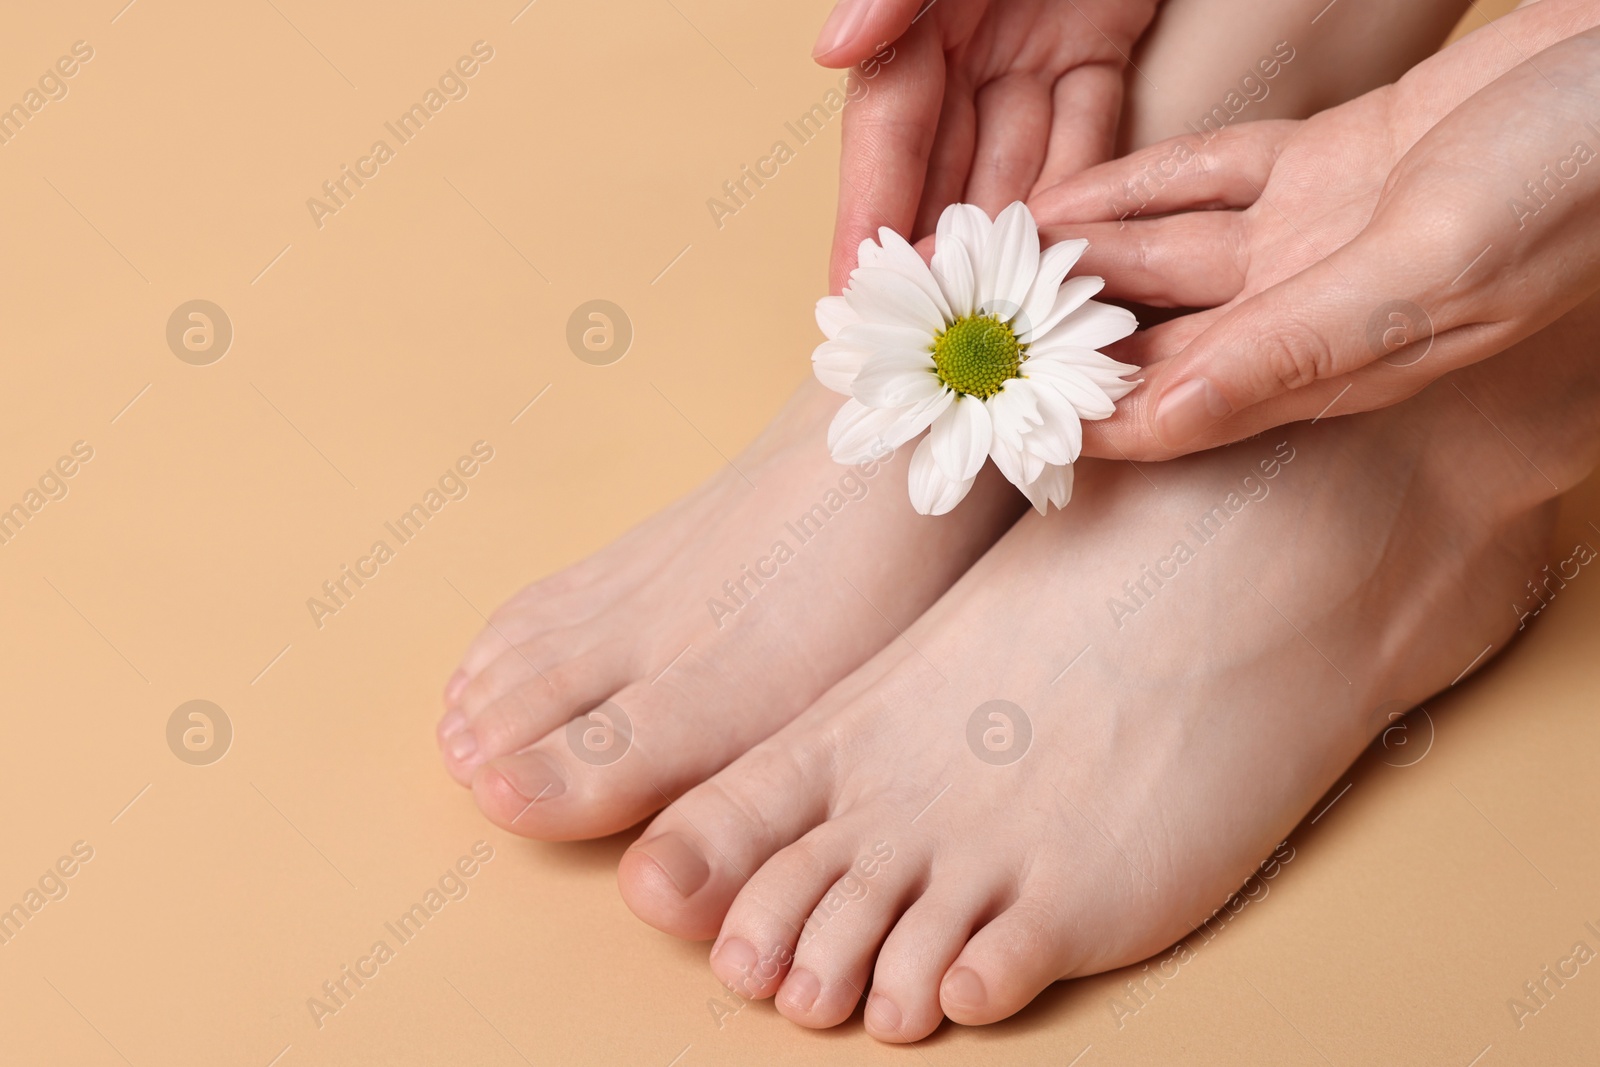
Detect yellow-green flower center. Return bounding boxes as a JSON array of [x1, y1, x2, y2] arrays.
[[931, 313, 1024, 399]]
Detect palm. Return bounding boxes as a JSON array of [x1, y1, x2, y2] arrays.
[[825, 0, 1158, 290]]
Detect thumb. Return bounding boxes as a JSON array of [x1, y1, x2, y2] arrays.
[[1145, 232, 1448, 448], [813, 0, 928, 66]]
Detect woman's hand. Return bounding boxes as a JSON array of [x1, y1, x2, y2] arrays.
[[813, 0, 1159, 293], [1028, 0, 1600, 460]]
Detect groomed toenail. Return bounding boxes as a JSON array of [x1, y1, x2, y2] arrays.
[[446, 730, 478, 762], [942, 965, 987, 1010], [438, 710, 468, 740], [631, 832, 710, 897], [712, 937, 760, 986], [494, 753, 567, 803], [779, 968, 821, 1013], [444, 669, 469, 705], [865, 992, 902, 1033]]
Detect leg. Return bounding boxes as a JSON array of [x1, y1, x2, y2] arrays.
[[616, 294, 1600, 1037], [1123, 0, 1473, 150]]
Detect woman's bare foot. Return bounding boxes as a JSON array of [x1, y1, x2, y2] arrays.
[[436, 380, 1024, 839], [615, 308, 1600, 1040]]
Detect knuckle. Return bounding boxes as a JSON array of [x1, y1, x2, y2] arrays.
[[1262, 322, 1334, 392]]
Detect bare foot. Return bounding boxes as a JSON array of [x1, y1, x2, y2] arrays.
[[615, 308, 1600, 1039], [436, 381, 1024, 839]]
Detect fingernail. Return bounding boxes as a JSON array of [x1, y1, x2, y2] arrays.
[[865, 992, 902, 1033], [632, 832, 711, 897], [438, 709, 468, 741], [1154, 377, 1230, 447], [712, 937, 760, 983], [444, 669, 469, 705], [494, 752, 567, 803], [812, 0, 868, 58], [446, 730, 478, 762], [780, 968, 821, 1014], [941, 965, 986, 1010]]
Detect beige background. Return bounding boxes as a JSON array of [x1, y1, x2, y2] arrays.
[[4, 0, 1597, 1063]]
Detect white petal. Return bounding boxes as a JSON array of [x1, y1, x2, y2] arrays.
[[1028, 344, 1142, 400], [815, 295, 858, 340], [836, 322, 935, 353], [1019, 275, 1104, 343], [830, 389, 955, 463], [844, 267, 947, 333], [853, 351, 942, 407], [1039, 299, 1139, 350], [1016, 239, 1088, 340], [908, 433, 975, 516], [856, 234, 886, 269], [812, 340, 868, 395], [828, 399, 907, 463], [1026, 359, 1118, 420], [986, 378, 1042, 449], [1020, 444, 1047, 484], [937, 203, 993, 269], [1100, 376, 1142, 403], [875, 227, 952, 321], [1017, 409, 1076, 467], [896, 387, 955, 443], [987, 430, 1028, 491], [930, 396, 993, 482], [979, 201, 1040, 319], [1028, 343, 1140, 378], [931, 236, 976, 319], [1021, 463, 1074, 514], [1028, 377, 1086, 462]]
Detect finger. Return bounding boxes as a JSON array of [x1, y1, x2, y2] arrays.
[[1043, 211, 1248, 308], [830, 22, 945, 293], [813, 0, 937, 67], [1030, 121, 1293, 226], [1136, 221, 1509, 450], [911, 78, 977, 240], [1083, 344, 1446, 462], [962, 72, 1053, 214], [1031, 62, 1124, 192]]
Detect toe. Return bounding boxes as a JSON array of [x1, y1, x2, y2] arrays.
[[618, 734, 835, 940], [440, 645, 626, 786], [862, 886, 994, 1042], [708, 819, 892, 1009], [775, 834, 918, 1030], [940, 895, 1080, 1026], [477, 657, 839, 841], [450, 588, 565, 686]]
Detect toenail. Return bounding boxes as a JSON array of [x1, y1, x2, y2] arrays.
[[941, 965, 987, 1010], [446, 730, 478, 762], [494, 753, 567, 803], [779, 968, 821, 1014], [444, 669, 469, 705], [711, 937, 760, 985], [438, 709, 468, 740], [865, 992, 902, 1034], [631, 832, 711, 897]]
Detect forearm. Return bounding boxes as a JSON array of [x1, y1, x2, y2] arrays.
[[1122, 0, 1472, 150]]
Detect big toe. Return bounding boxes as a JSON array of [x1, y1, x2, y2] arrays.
[[618, 735, 835, 941]]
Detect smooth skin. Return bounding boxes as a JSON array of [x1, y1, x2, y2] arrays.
[[813, 0, 1160, 292], [437, 0, 1431, 838], [1026, 0, 1600, 457], [618, 304, 1600, 1040]]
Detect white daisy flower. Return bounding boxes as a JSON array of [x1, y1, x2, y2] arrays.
[[813, 201, 1140, 515]]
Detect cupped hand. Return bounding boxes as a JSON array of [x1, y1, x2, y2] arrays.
[[1027, 0, 1600, 460], [813, 0, 1159, 293]]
